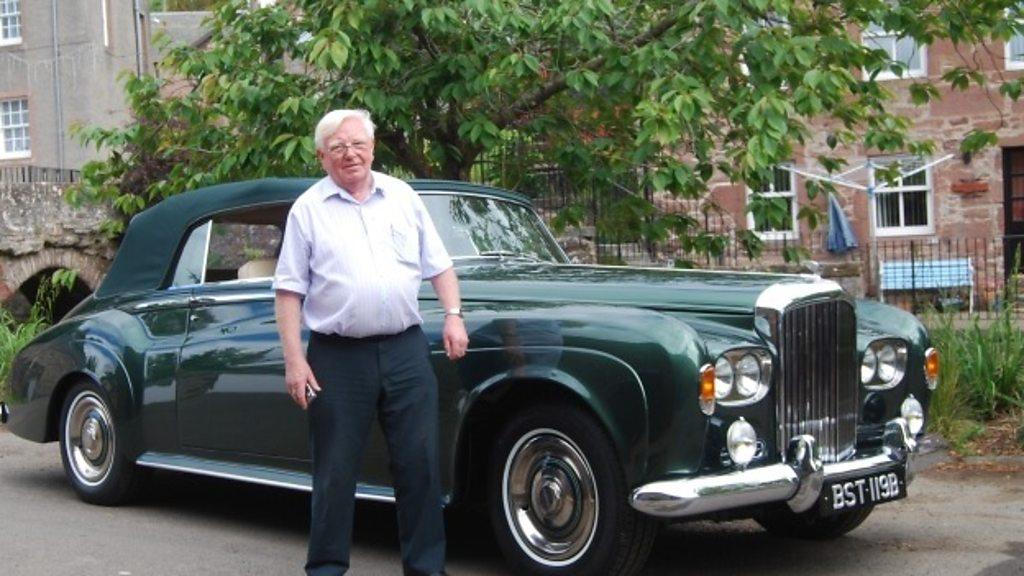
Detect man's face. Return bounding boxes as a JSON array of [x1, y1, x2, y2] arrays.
[[318, 117, 375, 192]]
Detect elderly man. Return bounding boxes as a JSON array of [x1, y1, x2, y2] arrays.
[[274, 109, 468, 576]]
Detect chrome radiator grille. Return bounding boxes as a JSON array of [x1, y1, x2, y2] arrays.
[[775, 299, 858, 462]]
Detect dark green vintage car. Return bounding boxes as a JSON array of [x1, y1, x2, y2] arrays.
[[1, 178, 936, 575]]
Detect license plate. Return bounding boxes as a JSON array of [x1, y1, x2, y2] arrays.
[[820, 467, 907, 516]]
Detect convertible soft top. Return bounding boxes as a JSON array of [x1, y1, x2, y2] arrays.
[[95, 178, 530, 299]]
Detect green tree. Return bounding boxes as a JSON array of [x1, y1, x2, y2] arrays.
[[73, 0, 1023, 254]]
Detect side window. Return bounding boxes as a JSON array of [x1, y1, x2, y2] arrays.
[[170, 205, 288, 287], [205, 221, 282, 282], [172, 221, 211, 287]]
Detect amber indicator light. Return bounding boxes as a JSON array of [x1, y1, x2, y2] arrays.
[[925, 348, 940, 380], [700, 365, 716, 401]]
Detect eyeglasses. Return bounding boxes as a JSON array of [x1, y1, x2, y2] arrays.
[[326, 141, 371, 156]]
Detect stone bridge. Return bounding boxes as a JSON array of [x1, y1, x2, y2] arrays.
[[0, 179, 115, 318]]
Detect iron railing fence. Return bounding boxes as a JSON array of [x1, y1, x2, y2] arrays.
[[869, 236, 1007, 316], [472, 158, 1014, 317], [589, 231, 1013, 316], [0, 166, 80, 184]]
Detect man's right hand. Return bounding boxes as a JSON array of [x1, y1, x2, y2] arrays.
[[285, 359, 321, 410]]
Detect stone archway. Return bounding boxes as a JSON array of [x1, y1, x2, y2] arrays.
[[1, 178, 116, 314], [1, 248, 107, 296], [0, 249, 111, 319]]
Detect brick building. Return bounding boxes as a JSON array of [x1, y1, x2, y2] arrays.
[[701, 31, 1024, 311]]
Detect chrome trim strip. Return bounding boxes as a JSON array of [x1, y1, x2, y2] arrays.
[[190, 292, 275, 306], [124, 297, 192, 312], [629, 418, 915, 519], [754, 280, 849, 315], [135, 454, 396, 503]]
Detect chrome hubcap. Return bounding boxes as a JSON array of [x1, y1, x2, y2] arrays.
[[64, 392, 114, 486], [503, 429, 598, 566]]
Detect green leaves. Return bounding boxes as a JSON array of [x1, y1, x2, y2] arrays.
[[72, 0, 1018, 260], [960, 130, 999, 155]]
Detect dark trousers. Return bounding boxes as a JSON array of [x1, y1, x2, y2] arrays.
[[304, 326, 445, 576]]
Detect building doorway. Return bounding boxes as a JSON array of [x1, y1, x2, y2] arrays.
[[1004, 147, 1024, 278]]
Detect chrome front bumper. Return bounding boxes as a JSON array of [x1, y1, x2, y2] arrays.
[[630, 418, 917, 518]]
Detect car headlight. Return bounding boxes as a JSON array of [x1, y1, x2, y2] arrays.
[[861, 339, 907, 390], [714, 357, 734, 400], [861, 347, 877, 384], [713, 348, 772, 406], [735, 354, 761, 397]]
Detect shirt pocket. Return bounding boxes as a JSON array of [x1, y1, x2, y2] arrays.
[[390, 224, 419, 265]]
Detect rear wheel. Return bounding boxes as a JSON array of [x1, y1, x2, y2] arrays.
[[756, 504, 874, 539], [59, 382, 146, 505], [488, 405, 657, 576]]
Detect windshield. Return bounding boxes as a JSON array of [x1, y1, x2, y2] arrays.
[[421, 193, 568, 263]]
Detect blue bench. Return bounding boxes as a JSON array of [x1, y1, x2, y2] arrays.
[[879, 258, 974, 312]]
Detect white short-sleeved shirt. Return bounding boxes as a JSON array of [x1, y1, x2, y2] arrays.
[[273, 172, 453, 338]]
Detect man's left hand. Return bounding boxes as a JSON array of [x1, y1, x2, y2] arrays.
[[443, 315, 469, 360]]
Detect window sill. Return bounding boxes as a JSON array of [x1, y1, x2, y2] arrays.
[[874, 227, 934, 238], [0, 38, 22, 48], [755, 231, 799, 241], [865, 69, 927, 81], [0, 150, 31, 160]]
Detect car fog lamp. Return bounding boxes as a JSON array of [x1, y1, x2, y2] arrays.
[[727, 419, 757, 466], [924, 347, 940, 390], [735, 354, 761, 397], [877, 344, 898, 382], [901, 396, 925, 435], [714, 357, 734, 399], [861, 347, 877, 384]]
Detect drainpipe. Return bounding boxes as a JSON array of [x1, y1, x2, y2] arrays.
[[50, 0, 65, 170], [132, 0, 145, 76]]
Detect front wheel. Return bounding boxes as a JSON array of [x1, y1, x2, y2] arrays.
[[59, 382, 147, 505], [488, 405, 657, 576], [755, 504, 874, 539]]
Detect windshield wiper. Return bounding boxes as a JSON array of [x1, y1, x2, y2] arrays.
[[476, 250, 543, 262]]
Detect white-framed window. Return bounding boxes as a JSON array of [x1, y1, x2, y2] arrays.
[[0, 98, 30, 159], [747, 163, 798, 240], [870, 156, 933, 237], [0, 0, 21, 46], [862, 23, 926, 79], [1007, 18, 1024, 70]]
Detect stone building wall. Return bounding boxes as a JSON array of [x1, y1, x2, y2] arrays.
[[0, 182, 114, 303]]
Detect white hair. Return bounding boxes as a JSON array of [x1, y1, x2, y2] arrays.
[[314, 109, 376, 150]]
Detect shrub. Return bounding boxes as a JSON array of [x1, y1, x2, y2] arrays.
[[925, 302, 1024, 449], [0, 274, 70, 399]]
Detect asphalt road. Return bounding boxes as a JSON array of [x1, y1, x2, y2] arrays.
[[1, 428, 1022, 576]]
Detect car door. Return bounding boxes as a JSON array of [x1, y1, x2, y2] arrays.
[[176, 280, 311, 464], [170, 209, 396, 485], [171, 212, 310, 469]]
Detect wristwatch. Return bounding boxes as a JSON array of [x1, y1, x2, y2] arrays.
[[444, 307, 463, 318]]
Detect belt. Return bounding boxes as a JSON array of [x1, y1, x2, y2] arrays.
[[311, 325, 417, 345]]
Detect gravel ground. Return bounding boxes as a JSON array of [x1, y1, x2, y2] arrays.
[[0, 429, 1021, 576]]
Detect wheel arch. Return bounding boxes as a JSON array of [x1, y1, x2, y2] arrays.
[[45, 340, 140, 456], [451, 353, 649, 507]]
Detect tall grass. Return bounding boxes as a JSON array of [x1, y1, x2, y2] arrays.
[[0, 274, 70, 401], [926, 304, 1024, 449]]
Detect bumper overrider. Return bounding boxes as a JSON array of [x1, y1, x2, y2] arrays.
[[630, 417, 917, 518]]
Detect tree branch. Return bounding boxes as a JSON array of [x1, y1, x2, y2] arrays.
[[492, 9, 683, 131], [378, 130, 434, 178]]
